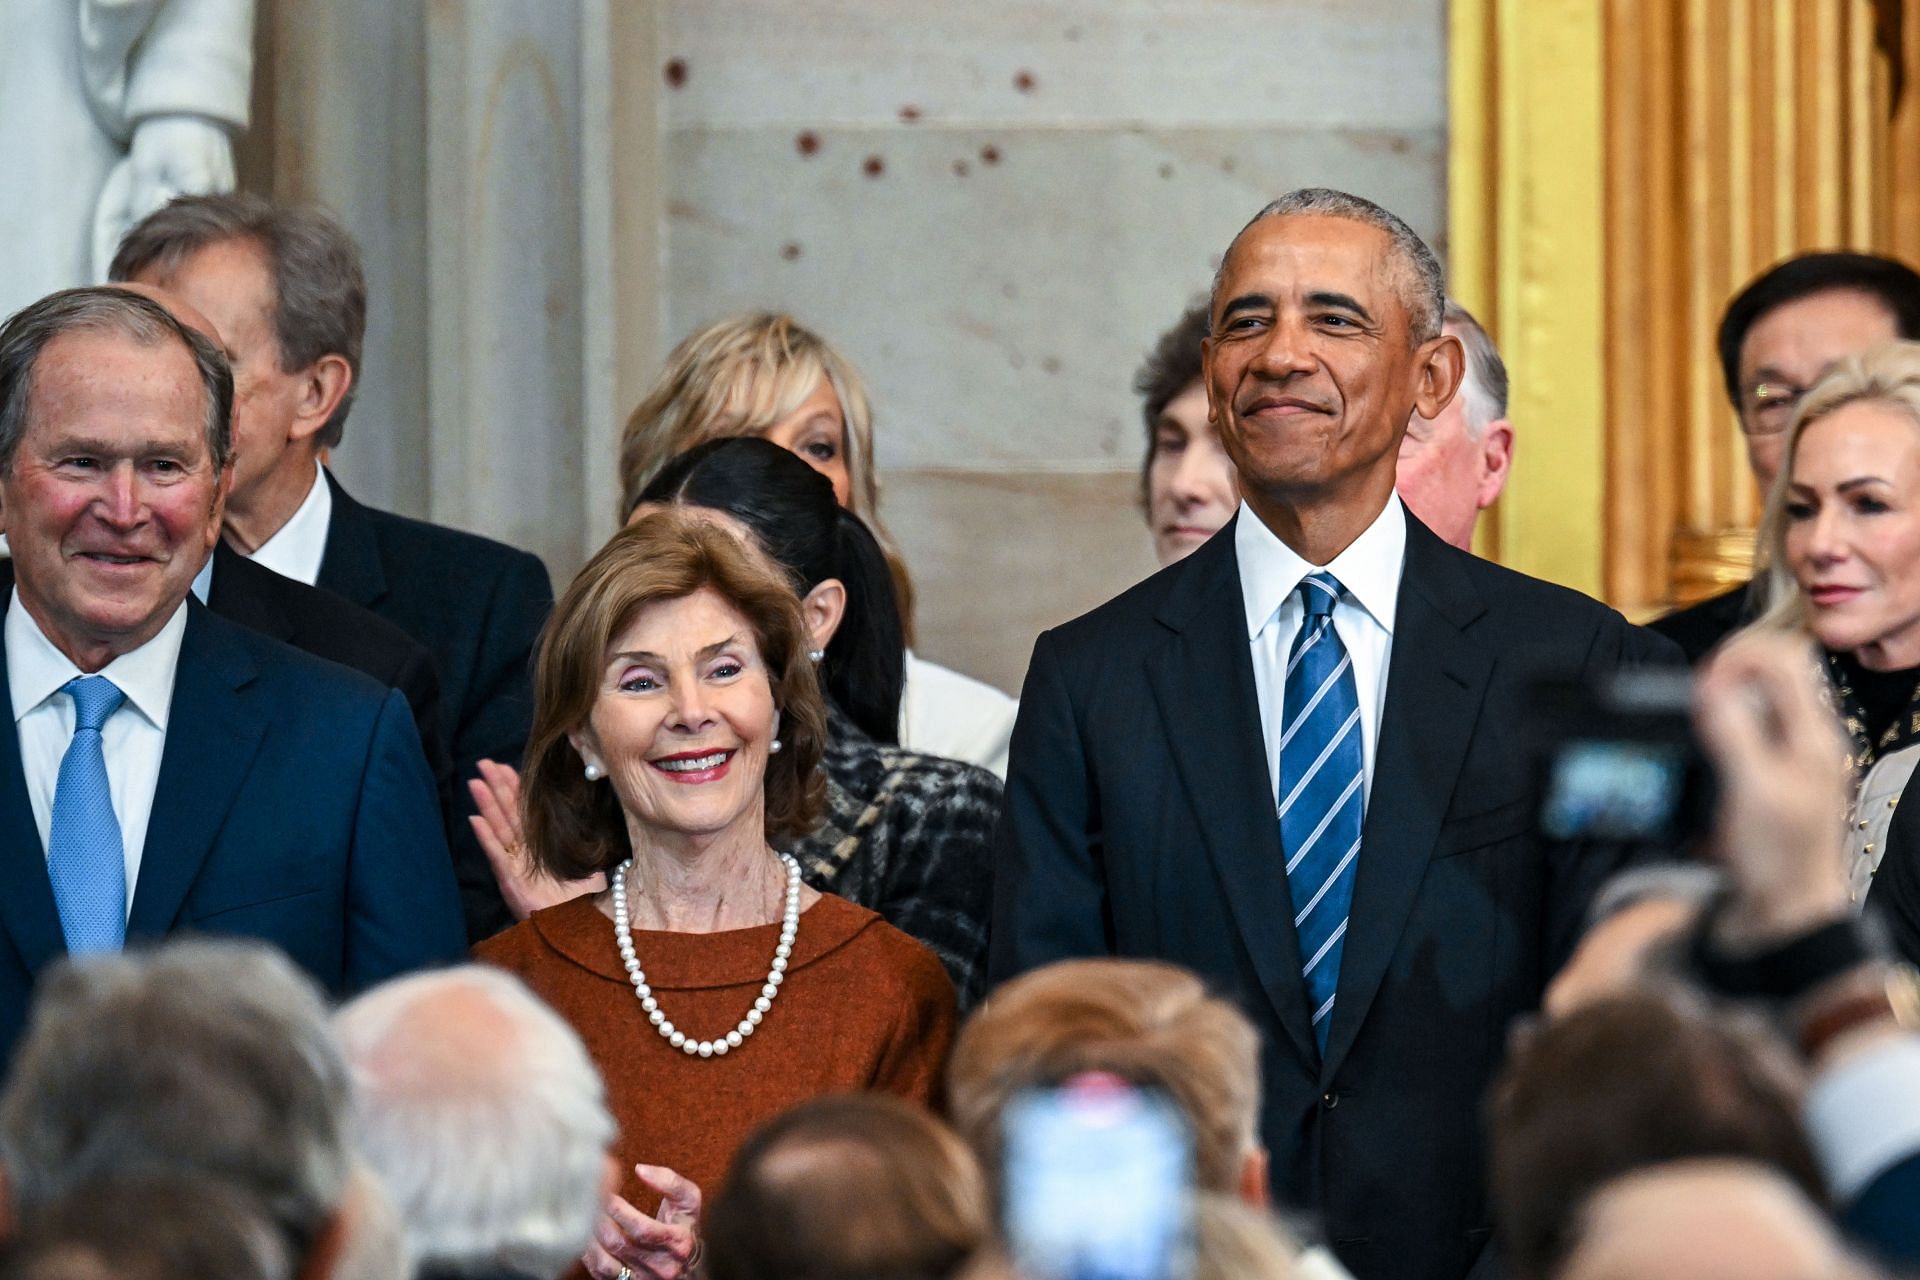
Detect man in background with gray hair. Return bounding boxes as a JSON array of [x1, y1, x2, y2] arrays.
[[0, 939, 406, 1280], [336, 966, 617, 1280], [1394, 300, 1514, 552]]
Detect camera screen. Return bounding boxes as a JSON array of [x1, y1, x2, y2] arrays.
[[1540, 739, 1688, 842]]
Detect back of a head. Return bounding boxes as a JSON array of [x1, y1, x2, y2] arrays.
[[0, 1174, 291, 1280], [1717, 251, 1920, 407], [0, 940, 351, 1258], [1559, 1160, 1875, 1280], [336, 966, 615, 1280], [946, 959, 1260, 1197], [704, 1094, 990, 1280], [1489, 991, 1823, 1280], [641, 436, 906, 743]]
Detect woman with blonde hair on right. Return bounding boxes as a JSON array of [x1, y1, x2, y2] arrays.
[[1744, 339, 1920, 913], [616, 312, 1017, 777]]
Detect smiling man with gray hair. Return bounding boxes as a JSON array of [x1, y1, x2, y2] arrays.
[[336, 965, 618, 1280]]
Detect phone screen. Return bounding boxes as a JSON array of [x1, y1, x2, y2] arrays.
[[1000, 1076, 1194, 1280], [1540, 739, 1688, 842]]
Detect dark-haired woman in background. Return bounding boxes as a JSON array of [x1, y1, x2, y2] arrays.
[[474, 439, 998, 1006]]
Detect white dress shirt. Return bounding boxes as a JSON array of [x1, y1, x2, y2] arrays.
[[1237, 494, 1407, 809], [247, 460, 333, 586], [8, 590, 187, 905]]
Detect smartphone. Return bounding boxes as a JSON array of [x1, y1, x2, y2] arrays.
[[1000, 1074, 1194, 1280]]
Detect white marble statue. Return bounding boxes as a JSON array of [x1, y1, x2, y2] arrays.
[[0, 0, 254, 322]]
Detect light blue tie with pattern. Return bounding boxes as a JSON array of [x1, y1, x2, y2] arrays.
[[46, 675, 127, 953], [1279, 572, 1365, 1055]]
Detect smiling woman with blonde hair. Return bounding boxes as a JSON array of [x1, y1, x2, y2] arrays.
[[475, 508, 955, 1280], [1745, 339, 1920, 904]]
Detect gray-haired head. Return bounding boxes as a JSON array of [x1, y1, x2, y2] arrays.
[[1445, 298, 1510, 437], [336, 965, 615, 1280], [109, 192, 366, 449], [1215, 188, 1447, 344], [0, 287, 233, 475], [0, 940, 352, 1261]]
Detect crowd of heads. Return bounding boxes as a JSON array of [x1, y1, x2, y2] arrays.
[[9, 176, 1920, 1280]]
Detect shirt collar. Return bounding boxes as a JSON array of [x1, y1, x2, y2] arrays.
[[1235, 492, 1408, 640], [247, 460, 333, 587], [7, 589, 188, 730]]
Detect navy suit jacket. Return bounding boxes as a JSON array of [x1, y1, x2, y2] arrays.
[[0, 593, 468, 1063], [315, 470, 553, 941], [990, 510, 1676, 1280]]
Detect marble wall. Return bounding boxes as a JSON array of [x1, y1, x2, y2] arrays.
[[263, 0, 1446, 692]]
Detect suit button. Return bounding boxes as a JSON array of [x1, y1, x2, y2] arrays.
[[1321, 1091, 1338, 1110]]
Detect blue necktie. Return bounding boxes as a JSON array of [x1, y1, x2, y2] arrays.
[[1278, 572, 1365, 1053], [46, 675, 127, 953]]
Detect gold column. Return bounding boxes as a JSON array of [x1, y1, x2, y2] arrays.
[[1450, 0, 1608, 596]]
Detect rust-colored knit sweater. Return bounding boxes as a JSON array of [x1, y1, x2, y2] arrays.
[[474, 890, 956, 1206]]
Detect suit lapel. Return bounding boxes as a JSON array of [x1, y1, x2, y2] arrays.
[[126, 606, 267, 939], [1146, 523, 1319, 1066], [1320, 517, 1491, 1079], [0, 584, 68, 973], [315, 468, 388, 609]]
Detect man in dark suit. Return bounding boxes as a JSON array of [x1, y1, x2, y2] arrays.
[[991, 189, 1668, 1280], [111, 194, 552, 940], [0, 286, 465, 1063], [1650, 252, 1920, 663]]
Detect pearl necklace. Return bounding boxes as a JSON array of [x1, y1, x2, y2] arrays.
[[612, 852, 801, 1059]]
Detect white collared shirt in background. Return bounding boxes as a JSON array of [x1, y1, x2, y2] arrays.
[[7, 589, 187, 905], [246, 460, 333, 586], [1236, 493, 1407, 809]]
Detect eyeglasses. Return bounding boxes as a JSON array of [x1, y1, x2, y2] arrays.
[[1741, 380, 1809, 437]]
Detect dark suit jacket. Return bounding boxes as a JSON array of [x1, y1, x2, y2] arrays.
[[1846, 1151, 1920, 1266], [315, 470, 553, 941], [1868, 768, 1920, 966], [1647, 579, 1754, 666], [990, 510, 1674, 1280], [205, 542, 456, 825], [0, 593, 467, 1064]]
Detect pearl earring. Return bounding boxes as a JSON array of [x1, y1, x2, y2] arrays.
[[807, 649, 825, 663], [770, 739, 783, 754], [584, 762, 604, 781]]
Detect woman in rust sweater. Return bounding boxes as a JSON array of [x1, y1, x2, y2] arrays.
[[475, 510, 954, 1280]]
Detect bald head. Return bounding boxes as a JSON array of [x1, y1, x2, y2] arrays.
[[334, 967, 614, 1279], [1562, 1161, 1873, 1280]]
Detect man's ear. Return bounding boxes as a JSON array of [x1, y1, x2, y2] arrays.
[[801, 579, 847, 655], [1200, 333, 1221, 425], [1412, 331, 1466, 422], [288, 354, 353, 447], [1476, 420, 1515, 509]]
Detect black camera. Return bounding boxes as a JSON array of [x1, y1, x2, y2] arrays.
[[1525, 667, 1715, 851]]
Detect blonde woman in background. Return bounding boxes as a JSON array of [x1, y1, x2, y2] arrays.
[[1746, 339, 1920, 907], [617, 313, 1018, 777]]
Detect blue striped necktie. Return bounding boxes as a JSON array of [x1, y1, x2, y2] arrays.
[[46, 675, 127, 953], [1278, 572, 1364, 1053]]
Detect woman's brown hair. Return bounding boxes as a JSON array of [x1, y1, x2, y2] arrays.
[[520, 510, 828, 880]]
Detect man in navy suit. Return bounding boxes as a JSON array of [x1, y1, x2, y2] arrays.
[[111, 194, 553, 941], [991, 190, 1671, 1280], [0, 285, 464, 1063]]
